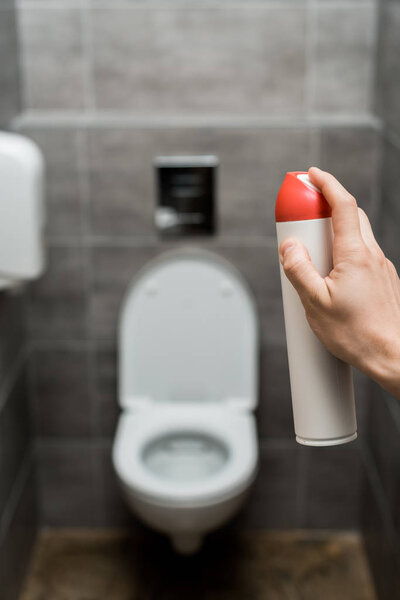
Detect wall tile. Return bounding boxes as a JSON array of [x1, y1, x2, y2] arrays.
[[237, 440, 299, 529], [0, 7, 20, 127], [353, 369, 372, 438], [300, 443, 361, 529], [18, 8, 85, 109], [362, 458, 400, 600], [0, 291, 25, 388], [36, 442, 101, 526], [0, 370, 31, 520], [377, 2, 400, 138], [319, 127, 380, 220], [380, 138, 400, 266], [89, 244, 159, 340], [368, 385, 400, 545], [0, 464, 37, 600], [257, 342, 292, 439], [95, 443, 136, 527], [214, 128, 314, 237], [313, 7, 375, 113], [92, 343, 119, 437], [20, 128, 83, 237], [27, 245, 88, 340], [30, 347, 92, 438], [91, 7, 306, 113]]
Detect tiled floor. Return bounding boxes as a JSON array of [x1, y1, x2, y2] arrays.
[[20, 529, 376, 600]]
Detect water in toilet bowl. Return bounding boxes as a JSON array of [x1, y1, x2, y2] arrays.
[[142, 431, 229, 483]]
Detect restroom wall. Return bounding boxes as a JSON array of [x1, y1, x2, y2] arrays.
[[0, 0, 20, 128], [361, 1, 400, 597], [0, 2, 37, 598], [14, 0, 380, 530]]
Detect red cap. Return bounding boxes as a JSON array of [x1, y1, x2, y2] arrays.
[[275, 171, 331, 222]]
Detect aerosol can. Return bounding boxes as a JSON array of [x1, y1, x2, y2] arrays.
[[275, 172, 357, 446]]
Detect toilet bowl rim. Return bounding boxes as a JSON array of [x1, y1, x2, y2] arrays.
[[112, 406, 258, 506], [117, 463, 259, 509]]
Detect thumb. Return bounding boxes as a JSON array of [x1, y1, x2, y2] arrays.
[[279, 238, 328, 306]]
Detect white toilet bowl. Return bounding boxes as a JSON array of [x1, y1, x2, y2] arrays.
[[113, 405, 258, 553], [112, 248, 259, 553]]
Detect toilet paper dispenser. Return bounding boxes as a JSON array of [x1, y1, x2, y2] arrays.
[[0, 131, 46, 290]]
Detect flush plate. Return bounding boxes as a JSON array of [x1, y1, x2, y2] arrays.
[[154, 155, 218, 236]]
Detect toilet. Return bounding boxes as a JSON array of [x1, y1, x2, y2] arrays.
[[112, 248, 259, 554]]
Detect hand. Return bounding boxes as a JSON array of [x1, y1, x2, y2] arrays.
[[279, 167, 400, 399]]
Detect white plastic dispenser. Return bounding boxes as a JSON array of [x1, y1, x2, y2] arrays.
[[0, 132, 46, 289], [275, 172, 357, 446]]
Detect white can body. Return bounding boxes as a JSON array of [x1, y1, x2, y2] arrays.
[[276, 217, 357, 446]]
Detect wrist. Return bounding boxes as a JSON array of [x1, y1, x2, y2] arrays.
[[363, 335, 400, 398]]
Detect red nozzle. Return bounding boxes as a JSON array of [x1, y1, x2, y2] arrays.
[[275, 172, 331, 223]]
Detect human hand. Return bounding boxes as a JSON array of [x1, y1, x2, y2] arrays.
[[279, 167, 400, 399]]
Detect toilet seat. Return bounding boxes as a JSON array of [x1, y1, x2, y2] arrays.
[[113, 405, 258, 508], [119, 248, 258, 411]]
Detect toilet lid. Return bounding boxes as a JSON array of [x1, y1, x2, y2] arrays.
[[119, 248, 258, 410]]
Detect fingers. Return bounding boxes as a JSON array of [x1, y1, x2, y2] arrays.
[[358, 208, 380, 250], [279, 238, 330, 307], [308, 167, 363, 251]]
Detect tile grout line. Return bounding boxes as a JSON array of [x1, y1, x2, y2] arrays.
[[15, 1, 377, 10], [12, 112, 383, 130], [75, 127, 101, 442], [0, 450, 34, 545], [295, 447, 308, 529], [305, 0, 317, 119], [369, 0, 381, 118], [14, 2, 31, 113], [81, 0, 97, 113], [0, 344, 29, 415], [370, 123, 384, 229], [43, 235, 280, 248]]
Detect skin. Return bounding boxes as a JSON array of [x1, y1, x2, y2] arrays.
[[279, 166, 400, 400]]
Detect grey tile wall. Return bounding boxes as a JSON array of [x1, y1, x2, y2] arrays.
[[29, 347, 92, 438], [376, 1, 400, 138], [319, 128, 381, 222], [36, 442, 102, 526], [21, 128, 84, 237], [361, 3, 400, 592], [91, 7, 307, 113], [313, 7, 376, 114], [380, 138, 400, 265], [368, 388, 400, 543], [0, 0, 38, 595], [0, 292, 25, 385], [92, 343, 119, 437], [362, 450, 400, 600], [0, 300, 36, 600], [0, 5, 20, 127], [16, 4, 377, 115], [299, 444, 362, 529], [0, 370, 31, 520], [27, 245, 88, 340], [0, 463, 37, 600], [237, 440, 300, 530], [18, 8, 86, 110]]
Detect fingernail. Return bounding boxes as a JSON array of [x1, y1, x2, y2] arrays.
[[279, 241, 296, 263]]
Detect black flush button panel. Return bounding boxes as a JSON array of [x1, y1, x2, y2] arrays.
[[154, 155, 218, 236]]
